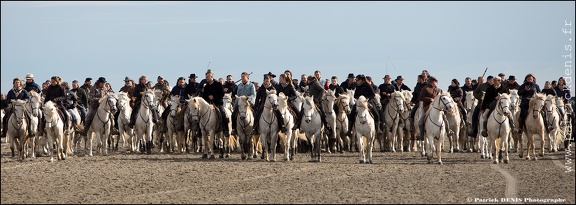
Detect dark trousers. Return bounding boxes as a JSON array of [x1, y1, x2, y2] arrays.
[[347, 102, 380, 132], [471, 106, 480, 137], [293, 102, 328, 130]]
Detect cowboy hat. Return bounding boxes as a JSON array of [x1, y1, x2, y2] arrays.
[[498, 73, 505, 77], [395, 75, 404, 81], [189, 73, 197, 78], [347, 73, 355, 78], [382, 75, 390, 79], [508, 75, 516, 81], [25, 73, 34, 80], [96, 77, 107, 83], [265, 72, 276, 78]]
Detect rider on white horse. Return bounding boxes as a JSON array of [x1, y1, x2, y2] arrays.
[[127, 76, 160, 129], [479, 77, 514, 137], [470, 75, 493, 137], [61, 81, 83, 132], [1, 77, 34, 138], [378, 75, 395, 115], [345, 74, 382, 137], [253, 74, 287, 135], [160, 77, 188, 132], [201, 69, 231, 137], [231, 72, 256, 136], [81, 77, 115, 136], [409, 74, 427, 132], [41, 76, 70, 134], [517, 74, 541, 134], [416, 76, 453, 140], [448, 79, 468, 125], [293, 75, 331, 134]]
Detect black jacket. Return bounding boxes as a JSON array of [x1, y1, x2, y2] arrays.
[[328, 84, 345, 97], [354, 82, 375, 100], [255, 84, 275, 108], [276, 83, 297, 101], [44, 84, 66, 105], [132, 83, 148, 104], [393, 83, 411, 91], [518, 82, 541, 106], [63, 89, 79, 109], [482, 85, 510, 110], [340, 80, 356, 91], [411, 82, 427, 104], [542, 88, 557, 96], [201, 80, 224, 106], [185, 80, 200, 97], [223, 81, 237, 96]]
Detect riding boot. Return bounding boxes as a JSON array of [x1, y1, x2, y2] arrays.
[[481, 109, 490, 137], [517, 116, 525, 134], [152, 108, 160, 124], [114, 110, 120, 130], [292, 109, 303, 131], [274, 109, 287, 133], [252, 110, 261, 135], [218, 106, 230, 137], [1, 110, 10, 138], [128, 107, 138, 128], [418, 109, 426, 140], [508, 116, 516, 134], [231, 109, 238, 136], [26, 114, 36, 137], [346, 106, 357, 137], [38, 116, 45, 136], [418, 124, 425, 141], [319, 107, 332, 135]]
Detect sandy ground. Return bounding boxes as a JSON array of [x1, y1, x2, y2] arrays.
[[1, 135, 574, 204]]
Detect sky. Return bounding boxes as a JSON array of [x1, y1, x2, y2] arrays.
[[1, 1, 575, 97]]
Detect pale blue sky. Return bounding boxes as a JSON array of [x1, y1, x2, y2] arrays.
[[1, 1, 575, 96]]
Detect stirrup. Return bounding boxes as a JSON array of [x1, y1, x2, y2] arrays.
[[481, 130, 487, 137]]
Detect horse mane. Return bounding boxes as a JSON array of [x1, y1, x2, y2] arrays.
[[29, 90, 41, 100], [267, 89, 277, 95], [43, 100, 56, 112], [357, 96, 368, 109], [528, 93, 546, 111], [545, 94, 557, 111]]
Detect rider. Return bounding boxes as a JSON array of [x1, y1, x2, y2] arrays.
[[1, 78, 32, 138], [416, 76, 453, 140], [71, 80, 88, 125], [80, 77, 112, 136], [276, 73, 299, 116], [160, 77, 188, 132], [378, 74, 395, 114], [410, 74, 427, 132], [201, 69, 231, 137], [345, 74, 382, 137], [340, 73, 356, 92], [231, 72, 256, 136], [292, 75, 332, 134], [479, 77, 512, 137], [328, 76, 345, 98], [393, 76, 411, 92], [517, 74, 541, 134], [469, 75, 493, 137], [61, 81, 83, 132], [252, 74, 287, 135], [127, 75, 160, 129], [23, 73, 42, 95], [42, 76, 70, 133], [448, 79, 468, 125]]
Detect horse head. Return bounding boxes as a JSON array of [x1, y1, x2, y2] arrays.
[[169, 95, 181, 118], [529, 93, 546, 118], [12, 100, 27, 125], [42, 100, 59, 127], [323, 90, 336, 115], [508, 89, 520, 113], [391, 91, 405, 113], [402, 90, 413, 112], [497, 93, 511, 117], [236, 96, 251, 121], [437, 92, 454, 111], [28, 90, 41, 117], [265, 89, 278, 110], [302, 96, 316, 123], [223, 93, 233, 110], [544, 94, 557, 118], [102, 93, 118, 114], [142, 90, 156, 110], [337, 93, 352, 114], [292, 91, 304, 113], [464, 91, 477, 113], [356, 96, 370, 125], [117, 92, 130, 111]]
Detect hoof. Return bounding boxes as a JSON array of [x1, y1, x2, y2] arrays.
[[209, 155, 215, 159], [493, 161, 498, 164], [201, 154, 208, 159], [504, 159, 509, 164], [519, 154, 523, 158], [438, 161, 443, 165], [369, 159, 373, 164], [533, 157, 537, 161], [270, 159, 276, 162], [241, 155, 247, 160], [219, 155, 224, 159], [225, 154, 230, 158], [359, 160, 365, 164], [427, 161, 432, 164], [253, 154, 258, 159], [284, 158, 289, 161]]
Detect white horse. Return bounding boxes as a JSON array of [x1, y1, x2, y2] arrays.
[[134, 90, 156, 154], [354, 96, 376, 163], [335, 92, 352, 152], [85, 93, 118, 156], [258, 90, 281, 162], [444, 94, 462, 153], [399, 90, 413, 152], [235, 95, 256, 160], [424, 91, 454, 165], [521, 93, 546, 160], [544, 95, 561, 152], [487, 93, 512, 164], [383, 91, 405, 152], [183, 95, 201, 153], [300, 95, 324, 162], [8, 100, 30, 161], [163, 95, 185, 153], [508, 89, 521, 153], [152, 90, 167, 150], [42, 101, 66, 162], [116, 92, 134, 152], [322, 89, 337, 153], [187, 96, 222, 159], [463, 91, 478, 152], [25, 91, 42, 158], [291, 90, 308, 152], [220, 92, 236, 157], [277, 92, 295, 161]]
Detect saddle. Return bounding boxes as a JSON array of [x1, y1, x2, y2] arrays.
[[56, 108, 70, 130]]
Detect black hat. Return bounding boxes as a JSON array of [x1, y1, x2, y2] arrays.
[[383, 75, 390, 79], [265, 72, 276, 78], [157, 76, 163, 80], [85, 77, 92, 82], [348, 73, 355, 78], [96, 77, 106, 83], [395, 75, 404, 81], [508, 75, 516, 81], [428, 76, 438, 82], [356, 74, 365, 80], [189, 73, 197, 78], [498, 73, 505, 77]]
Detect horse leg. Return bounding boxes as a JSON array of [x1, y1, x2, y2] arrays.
[[270, 133, 278, 162], [368, 134, 374, 164], [539, 132, 545, 158], [493, 137, 499, 164], [261, 134, 269, 161], [357, 133, 364, 163]]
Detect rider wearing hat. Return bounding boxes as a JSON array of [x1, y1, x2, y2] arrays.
[[23, 73, 42, 94], [502, 75, 520, 90], [186, 73, 200, 97], [293, 75, 332, 134], [2, 78, 32, 138], [345, 74, 382, 137], [340, 73, 356, 91], [393, 75, 411, 92], [80, 77, 112, 136], [416, 76, 453, 140], [252, 74, 287, 135]]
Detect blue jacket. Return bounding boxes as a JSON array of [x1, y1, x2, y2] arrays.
[[24, 81, 42, 94], [235, 81, 256, 106], [170, 85, 188, 103], [5, 88, 30, 108], [518, 82, 541, 106]]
